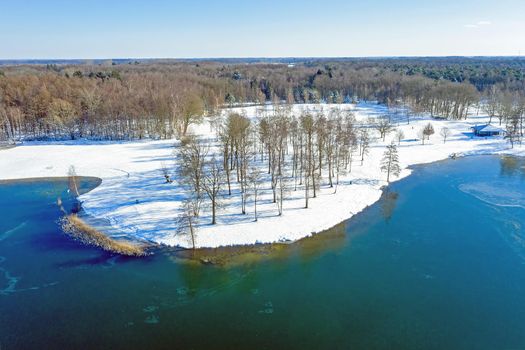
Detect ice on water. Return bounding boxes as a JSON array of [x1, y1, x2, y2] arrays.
[[459, 181, 525, 209]]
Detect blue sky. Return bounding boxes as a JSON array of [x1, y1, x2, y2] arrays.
[[1, 0, 524, 58]]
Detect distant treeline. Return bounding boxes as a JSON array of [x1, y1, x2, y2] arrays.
[[0, 58, 524, 141]]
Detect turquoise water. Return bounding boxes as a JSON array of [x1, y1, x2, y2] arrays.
[[1, 156, 525, 349]]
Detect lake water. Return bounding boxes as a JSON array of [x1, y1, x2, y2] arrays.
[[1, 156, 524, 349]]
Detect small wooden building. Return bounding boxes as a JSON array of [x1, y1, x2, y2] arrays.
[[471, 124, 505, 137]]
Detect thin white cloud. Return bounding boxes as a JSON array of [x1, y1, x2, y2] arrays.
[[464, 20, 491, 29]]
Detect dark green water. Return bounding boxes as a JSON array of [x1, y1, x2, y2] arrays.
[[1, 156, 525, 350]]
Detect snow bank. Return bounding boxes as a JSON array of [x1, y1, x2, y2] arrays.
[[0, 103, 523, 248]]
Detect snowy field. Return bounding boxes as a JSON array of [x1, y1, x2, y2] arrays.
[[1, 102, 523, 249]]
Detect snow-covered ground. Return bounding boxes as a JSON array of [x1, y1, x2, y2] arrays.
[[1, 103, 523, 248]]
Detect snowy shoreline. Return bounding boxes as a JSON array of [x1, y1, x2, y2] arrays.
[[1, 103, 523, 249]]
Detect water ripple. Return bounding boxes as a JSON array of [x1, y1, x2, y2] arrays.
[[0, 256, 59, 295], [0, 222, 27, 242]]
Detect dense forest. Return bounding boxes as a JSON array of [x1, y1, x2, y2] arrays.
[[0, 57, 524, 141]]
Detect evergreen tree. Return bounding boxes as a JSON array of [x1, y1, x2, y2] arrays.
[[380, 143, 401, 183]]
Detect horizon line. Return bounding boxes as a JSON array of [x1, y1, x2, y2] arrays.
[[1, 55, 524, 62]]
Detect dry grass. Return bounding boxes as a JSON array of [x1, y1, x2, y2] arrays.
[[0, 143, 15, 151], [61, 214, 147, 257]]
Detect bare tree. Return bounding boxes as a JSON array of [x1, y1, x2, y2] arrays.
[[267, 112, 289, 204], [289, 116, 301, 190], [201, 156, 224, 225], [178, 93, 205, 136], [275, 173, 290, 216], [506, 114, 521, 148], [175, 198, 198, 249], [219, 130, 232, 195], [300, 113, 315, 207], [373, 117, 395, 141], [418, 128, 426, 145], [440, 127, 451, 144], [423, 123, 435, 140], [177, 136, 207, 216], [341, 113, 358, 173], [395, 129, 405, 145], [248, 166, 263, 221], [496, 92, 514, 126], [347, 140, 358, 173], [315, 114, 327, 178], [419, 123, 435, 144], [482, 86, 500, 124], [359, 128, 370, 165]]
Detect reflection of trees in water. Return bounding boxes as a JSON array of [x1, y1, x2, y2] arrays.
[[176, 263, 217, 298], [169, 222, 348, 268], [381, 189, 399, 222], [150, 256, 252, 307], [295, 223, 347, 264], [500, 156, 525, 178], [165, 223, 350, 300]]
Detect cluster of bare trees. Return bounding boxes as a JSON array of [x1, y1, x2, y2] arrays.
[[399, 80, 479, 120], [481, 86, 525, 147], [172, 103, 409, 248], [176, 105, 373, 231], [0, 70, 213, 141], [418, 123, 435, 145]]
